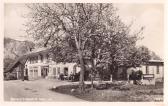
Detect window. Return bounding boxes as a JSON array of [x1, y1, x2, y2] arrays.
[[157, 66, 159, 74], [29, 69, 33, 77], [32, 57, 35, 64], [57, 67, 60, 75], [30, 58, 32, 64], [46, 54, 49, 60], [73, 65, 77, 74], [146, 66, 149, 74], [40, 55, 43, 62], [32, 58, 34, 64], [53, 68, 56, 75], [35, 56, 38, 63]]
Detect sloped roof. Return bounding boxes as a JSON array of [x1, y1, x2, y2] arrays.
[[5, 47, 164, 73], [25, 48, 51, 57], [4, 55, 28, 73], [4, 48, 51, 73], [148, 59, 164, 63], [147, 59, 164, 66]]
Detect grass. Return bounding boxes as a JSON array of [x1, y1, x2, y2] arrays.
[[50, 81, 163, 102]]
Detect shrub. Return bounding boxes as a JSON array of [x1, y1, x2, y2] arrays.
[[5, 73, 17, 80], [95, 82, 108, 90]]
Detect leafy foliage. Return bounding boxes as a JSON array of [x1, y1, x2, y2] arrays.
[[26, 3, 152, 89]]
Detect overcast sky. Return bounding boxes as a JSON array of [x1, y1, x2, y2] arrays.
[[4, 3, 164, 58]]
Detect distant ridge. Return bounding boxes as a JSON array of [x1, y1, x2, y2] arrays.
[[4, 37, 35, 70]]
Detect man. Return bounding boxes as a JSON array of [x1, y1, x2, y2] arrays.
[[127, 67, 137, 83], [135, 69, 143, 85], [24, 65, 29, 80]]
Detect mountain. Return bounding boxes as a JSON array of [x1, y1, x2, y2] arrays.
[[4, 37, 35, 69]]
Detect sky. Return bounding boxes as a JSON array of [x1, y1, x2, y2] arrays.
[[4, 3, 164, 58]]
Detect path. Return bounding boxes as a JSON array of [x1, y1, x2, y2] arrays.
[[4, 79, 85, 101]]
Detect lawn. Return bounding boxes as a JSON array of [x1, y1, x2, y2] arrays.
[[50, 81, 163, 102]]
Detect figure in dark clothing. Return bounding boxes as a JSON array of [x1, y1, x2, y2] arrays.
[[24, 65, 29, 81], [130, 70, 143, 84], [59, 73, 64, 80], [136, 70, 143, 80]]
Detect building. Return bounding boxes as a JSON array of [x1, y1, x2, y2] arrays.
[[112, 60, 164, 83], [141, 60, 164, 82], [4, 55, 27, 80], [23, 48, 81, 80], [4, 47, 164, 82], [4, 47, 92, 81]]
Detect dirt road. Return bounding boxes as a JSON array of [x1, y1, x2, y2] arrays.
[[4, 79, 85, 101]]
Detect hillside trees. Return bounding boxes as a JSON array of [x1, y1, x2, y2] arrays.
[[4, 37, 35, 72]]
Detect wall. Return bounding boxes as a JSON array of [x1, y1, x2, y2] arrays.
[[47, 63, 77, 78], [141, 64, 164, 82], [155, 65, 164, 81], [25, 53, 51, 79], [26, 52, 79, 79]]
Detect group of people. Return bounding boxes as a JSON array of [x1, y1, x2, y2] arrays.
[[128, 68, 143, 85], [58, 72, 80, 81]]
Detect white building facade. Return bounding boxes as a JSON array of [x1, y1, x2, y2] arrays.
[[25, 49, 80, 80], [140, 60, 164, 82]]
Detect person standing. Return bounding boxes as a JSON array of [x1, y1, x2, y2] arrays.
[[24, 65, 29, 80]]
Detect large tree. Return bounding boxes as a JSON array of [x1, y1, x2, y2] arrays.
[[26, 3, 146, 91]]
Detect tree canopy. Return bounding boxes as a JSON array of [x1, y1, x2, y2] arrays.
[[25, 3, 151, 91]]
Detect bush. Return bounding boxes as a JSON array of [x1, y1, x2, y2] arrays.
[[129, 70, 143, 81], [74, 73, 80, 81], [95, 82, 108, 90], [118, 85, 130, 91], [5, 73, 17, 80]]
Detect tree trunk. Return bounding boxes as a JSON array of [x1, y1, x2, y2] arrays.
[[74, 36, 85, 92], [110, 64, 115, 82], [78, 49, 85, 92], [90, 59, 95, 89], [91, 70, 94, 89]]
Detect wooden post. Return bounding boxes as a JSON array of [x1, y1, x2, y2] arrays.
[[16, 70, 19, 80], [110, 74, 113, 81]]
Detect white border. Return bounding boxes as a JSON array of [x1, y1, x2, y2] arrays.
[[2, 0, 166, 3], [0, 0, 167, 106]]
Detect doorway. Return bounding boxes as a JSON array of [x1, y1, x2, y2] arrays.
[[64, 67, 68, 76], [41, 66, 49, 78]]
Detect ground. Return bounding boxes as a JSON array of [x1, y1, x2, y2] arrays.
[[4, 79, 163, 102], [52, 81, 163, 102], [4, 79, 85, 101]]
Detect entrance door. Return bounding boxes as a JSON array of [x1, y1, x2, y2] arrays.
[[41, 66, 49, 78], [64, 67, 68, 76], [34, 69, 38, 78]]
